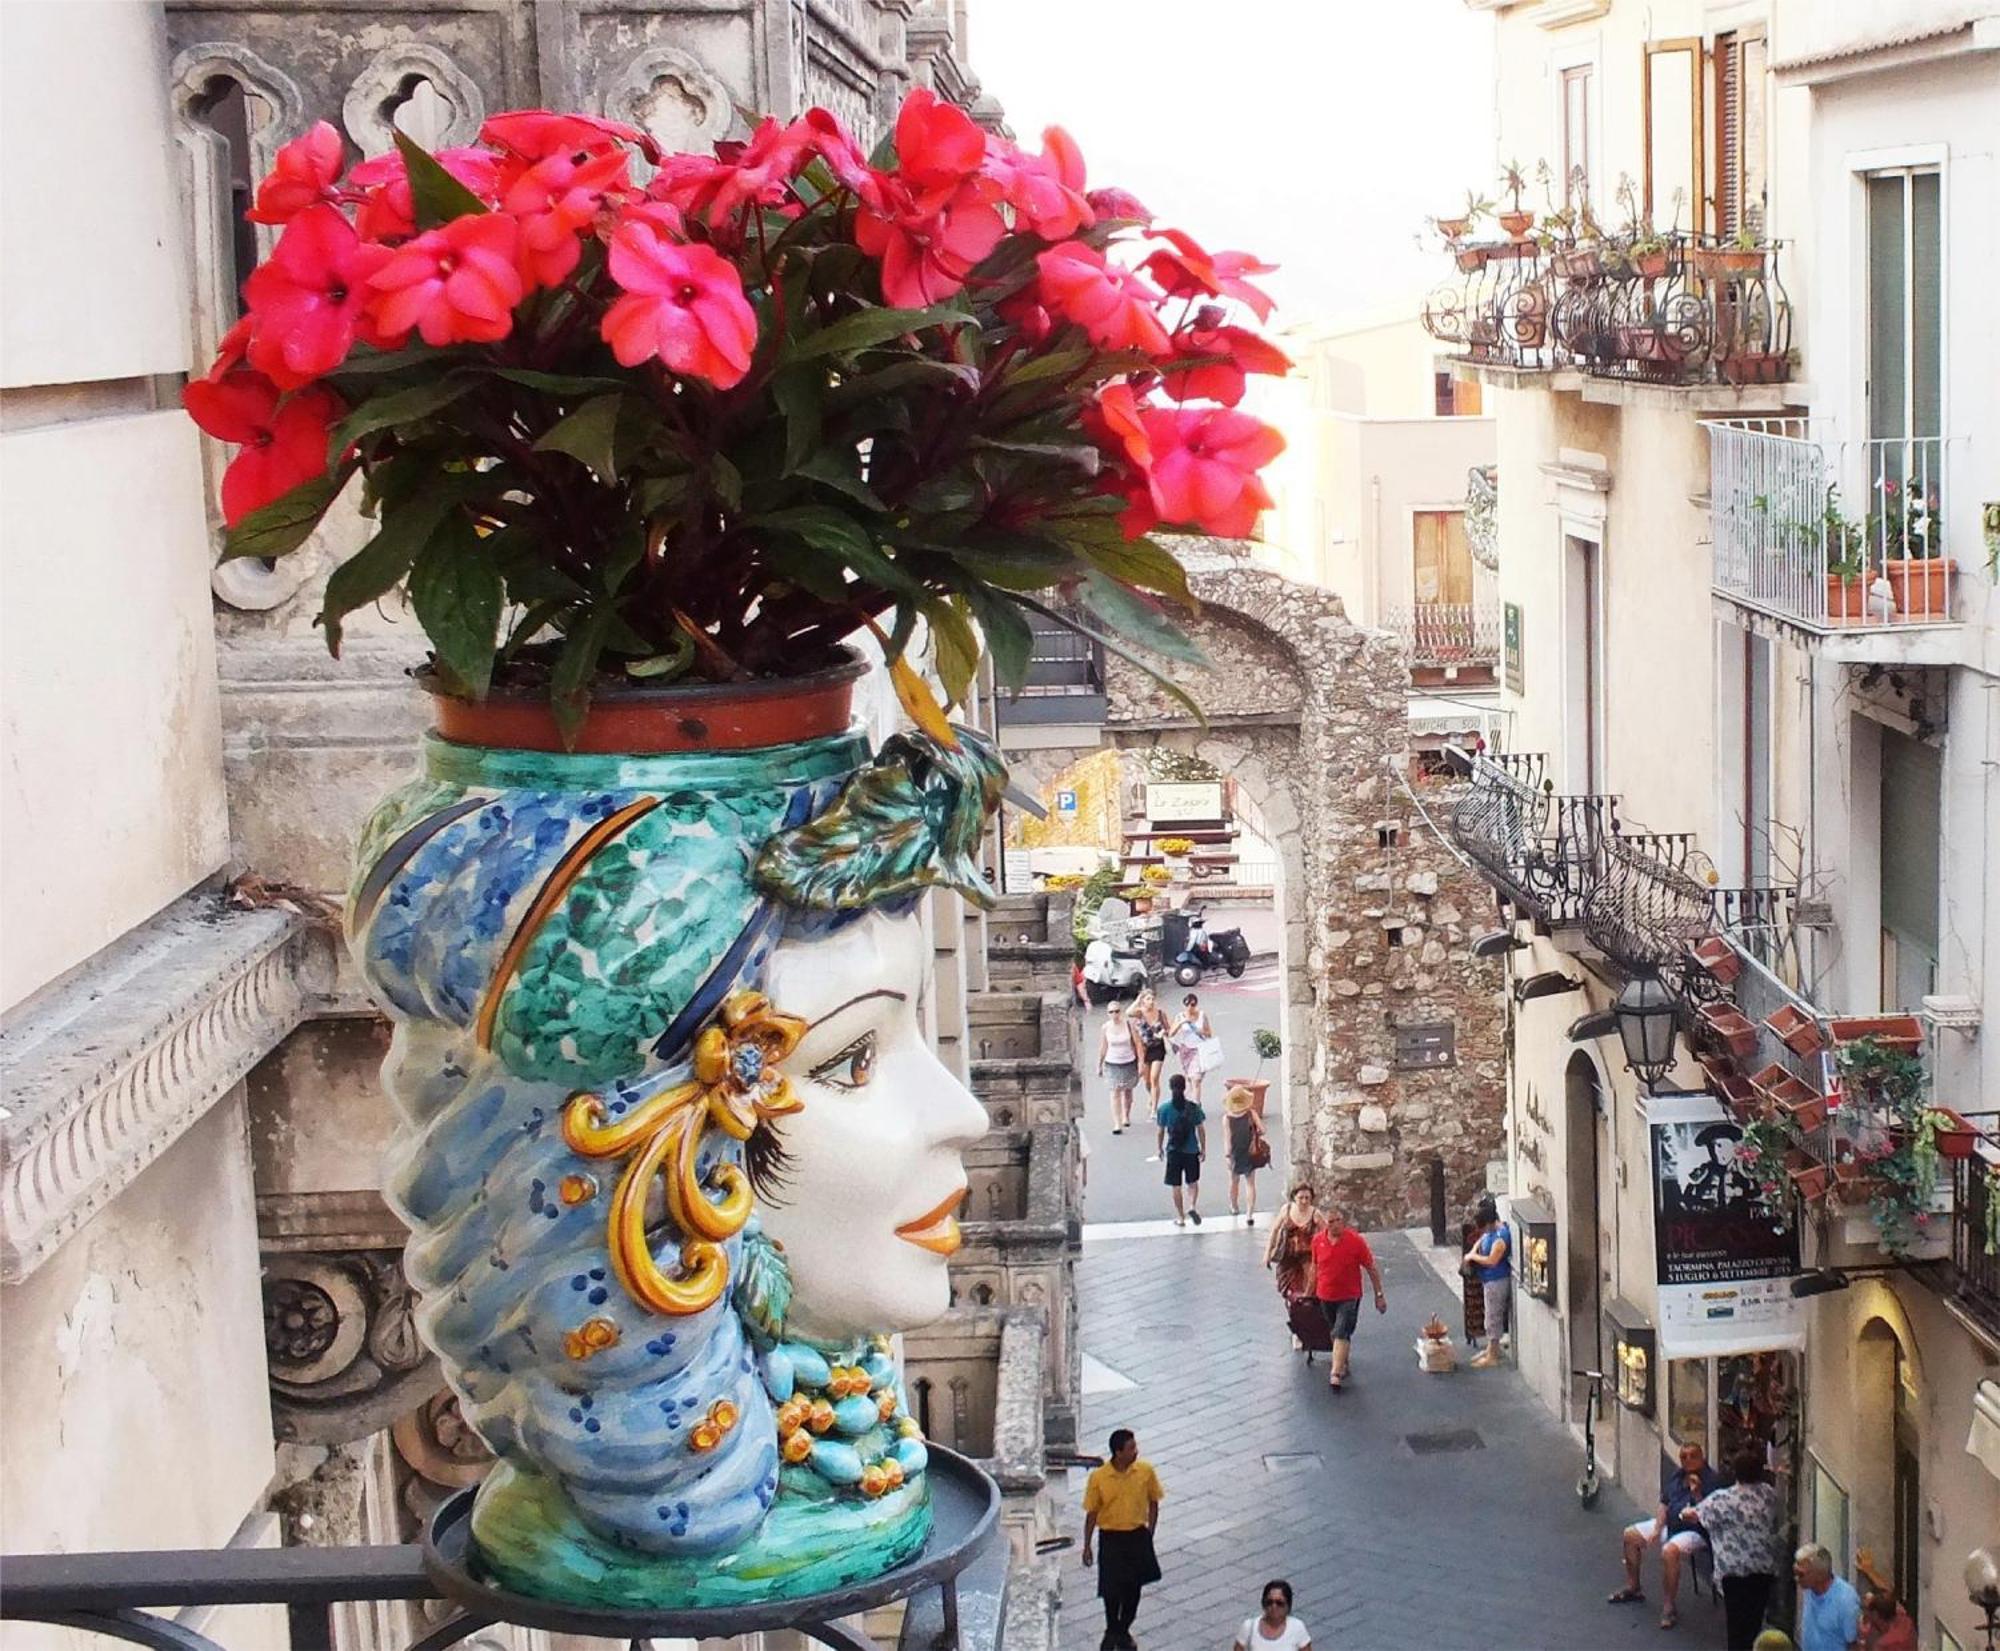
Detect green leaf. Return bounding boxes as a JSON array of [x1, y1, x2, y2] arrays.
[[710, 454, 743, 512], [332, 376, 477, 449], [971, 435, 1102, 472], [625, 635, 695, 680], [327, 342, 474, 380], [787, 303, 967, 361], [824, 358, 982, 407], [499, 595, 573, 663], [755, 505, 919, 595], [1055, 523, 1195, 609], [318, 481, 461, 653], [1020, 593, 1208, 725], [491, 367, 630, 396], [772, 365, 824, 475], [408, 516, 503, 697], [551, 605, 614, 746], [927, 596, 981, 709], [958, 582, 1035, 690], [635, 474, 689, 517], [793, 448, 884, 511], [220, 468, 347, 563], [535, 395, 624, 482], [393, 129, 489, 228], [996, 346, 1091, 388], [1074, 568, 1205, 665]]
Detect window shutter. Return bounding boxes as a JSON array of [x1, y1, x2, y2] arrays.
[[1717, 36, 1742, 237]]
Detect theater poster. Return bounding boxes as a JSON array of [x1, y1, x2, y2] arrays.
[[1647, 1091, 1804, 1358]]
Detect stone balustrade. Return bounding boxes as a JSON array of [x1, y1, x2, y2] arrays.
[[985, 891, 1077, 993], [969, 990, 1082, 1129]]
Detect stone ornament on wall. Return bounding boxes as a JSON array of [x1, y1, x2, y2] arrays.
[[263, 1249, 440, 1444], [341, 42, 486, 156], [601, 44, 732, 156]]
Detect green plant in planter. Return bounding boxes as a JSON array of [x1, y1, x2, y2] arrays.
[[1071, 862, 1123, 945], [1735, 1114, 1796, 1203], [1498, 159, 1530, 216], [1251, 1027, 1282, 1079], [184, 100, 1291, 737], [1835, 1035, 1937, 1256]]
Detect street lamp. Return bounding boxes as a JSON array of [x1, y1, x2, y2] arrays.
[[1968, 1545, 2000, 1651], [1614, 971, 1680, 1090]]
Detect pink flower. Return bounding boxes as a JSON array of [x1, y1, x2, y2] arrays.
[[1034, 243, 1171, 354], [1086, 186, 1153, 224], [801, 107, 872, 195], [987, 126, 1092, 239], [183, 373, 343, 526], [248, 121, 345, 225], [655, 116, 817, 227], [893, 87, 987, 191], [1141, 228, 1277, 321], [502, 147, 631, 286], [350, 147, 504, 241], [1159, 322, 1292, 407], [1138, 405, 1284, 537], [364, 214, 524, 346], [479, 109, 656, 165], [600, 214, 757, 387], [855, 177, 1005, 308], [242, 205, 390, 386]]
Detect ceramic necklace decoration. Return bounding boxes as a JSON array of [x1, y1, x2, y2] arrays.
[[190, 81, 1281, 1605]]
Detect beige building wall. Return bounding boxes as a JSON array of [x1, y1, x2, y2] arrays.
[[0, 1, 228, 1011]]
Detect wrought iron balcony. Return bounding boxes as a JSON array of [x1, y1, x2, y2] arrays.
[[1946, 1134, 2000, 1343], [1383, 600, 1501, 668], [1581, 831, 1720, 985], [1708, 421, 1962, 638], [1422, 234, 1793, 388], [1445, 750, 1617, 926]]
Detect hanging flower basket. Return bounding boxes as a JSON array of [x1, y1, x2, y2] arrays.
[[1694, 1002, 1760, 1060], [1698, 1057, 1756, 1114], [1785, 1149, 1829, 1203], [1763, 1003, 1824, 1056], [1687, 936, 1742, 986], [1828, 1015, 1924, 1052]]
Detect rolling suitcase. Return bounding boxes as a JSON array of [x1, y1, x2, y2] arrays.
[[1288, 1295, 1331, 1363]]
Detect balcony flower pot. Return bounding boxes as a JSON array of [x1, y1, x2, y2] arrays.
[[1695, 1002, 1760, 1060], [1832, 1160, 1887, 1206], [1778, 1090, 1829, 1133], [1885, 557, 1953, 622], [1689, 246, 1766, 279], [1828, 1015, 1924, 1052], [1630, 249, 1671, 279], [1498, 209, 1535, 239], [1928, 1107, 1978, 1161], [1749, 1062, 1819, 1119], [1763, 1003, 1823, 1056], [1688, 936, 1742, 986], [1549, 248, 1604, 281], [1456, 244, 1494, 273], [1785, 1150, 1829, 1203], [183, 95, 1270, 1613], [1824, 574, 1867, 624], [1721, 351, 1786, 386], [1435, 215, 1472, 239]]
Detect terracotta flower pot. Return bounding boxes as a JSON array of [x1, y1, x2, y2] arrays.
[[1498, 209, 1535, 239], [1456, 245, 1493, 273], [1885, 557, 1953, 622], [1828, 1015, 1924, 1052], [1785, 1150, 1829, 1202], [1832, 1161, 1885, 1206], [1762, 1003, 1823, 1056], [1695, 1002, 1760, 1060], [1779, 1091, 1830, 1133], [1930, 1108, 1978, 1161], [348, 649, 1007, 1606], [1825, 575, 1866, 624], [1749, 1062, 1819, 1119], [1688, 936, 1742, 985], [1631, 249, 1670, 279], [1435, 216, 1471, 239], [1689, 247, 1766, 278], [1721, 352, 1785, 386]]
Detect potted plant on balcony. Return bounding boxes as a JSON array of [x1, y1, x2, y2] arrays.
[[1689, 207, 1771, 280], [1694, 1000, 1760, 1060], [1819, 489, 1870, 622], [1496, 160, 1536, 239], [1432, 189, 1492, 243], [1784, 1147, 1830, 1204], [1925, 1106, 1979, 1161], [186, 96, 1285, 1611], [1749, 1062, 1826, 1131], [1687, 935, 1742, 986], [1870, 477, 1953, 620], [1828, 1013, 1924, 1052], [1608, 176, 1677, 281]]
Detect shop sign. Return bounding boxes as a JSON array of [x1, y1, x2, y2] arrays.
[[1145, 781, 1223, 823], [1647, 1092, 1803, 1359], [1502, 602, 1524, 695]]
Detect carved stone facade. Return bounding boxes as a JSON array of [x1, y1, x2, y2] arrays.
[[1008, 540, 1509, 1228]]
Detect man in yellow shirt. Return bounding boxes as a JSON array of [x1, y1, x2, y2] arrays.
[[1080, 1428, 1164, 1651]]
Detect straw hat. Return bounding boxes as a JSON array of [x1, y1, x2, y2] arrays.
[[1222, 1086, 1255, 1116]]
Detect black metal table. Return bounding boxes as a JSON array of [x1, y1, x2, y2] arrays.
[[1, 1446, 999, 1651]]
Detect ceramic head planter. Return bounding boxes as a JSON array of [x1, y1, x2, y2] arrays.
[[347, 693, 1005, 1608]]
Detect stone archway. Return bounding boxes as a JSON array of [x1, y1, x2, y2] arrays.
[[1000, 540, 1507, 1229]]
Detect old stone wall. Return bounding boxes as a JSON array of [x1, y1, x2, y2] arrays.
[[1099, 540, 1507, 1227]]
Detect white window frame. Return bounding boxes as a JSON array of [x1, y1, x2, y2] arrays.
[[1842, 143, 1948, 452], [1550, 36, 1604, 221]]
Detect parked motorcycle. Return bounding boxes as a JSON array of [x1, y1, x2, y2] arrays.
[[1161, 910, 1250, 987], [1081, 937, 1150, 1004]]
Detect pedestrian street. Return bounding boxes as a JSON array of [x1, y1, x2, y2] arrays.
[[1057, 1224, 1734, 1651]]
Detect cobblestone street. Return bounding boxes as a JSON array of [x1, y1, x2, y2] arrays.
[[1056, 1226, 1734, 1651]]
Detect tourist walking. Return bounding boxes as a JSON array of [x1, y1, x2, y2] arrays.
[[1609, 1440, 1721, 1629], [1463, 1198, 1511, 1368], [1233, 1579, 1312, 1650], [1170, 993, 1218, 1101], [1690, 1449, 1786, 1649], [1457, 1207, 1487, 1347], [1081, 1428, 1164, 1651], [1222, 1086, 1267, 1224], [1098, 1001, 1140, 1134], [1132, 987, 1170, 1105], [1310, 1206, 1386, 1390], [1793, 1545, 1861, 1651], [1156, 1074, 1206, 1226]]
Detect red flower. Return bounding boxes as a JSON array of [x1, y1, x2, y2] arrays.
[[183, 373, 343, 526], [656, 116, 817, 227], [242, 205, 390, 385], [248, 121, 345, 225], [480, 109, 656, 165], [855, 177, 1005, 308], [893, 87, 987, 191], [502, 147, 631, 287], [987, 126, 1092, 239], [1159, 322, 1291, 407], [1141, 228, 1277, 321], [364, 214, 524, 346], [1034, 243, 1170, 354], [205, 315, 255, 379], [1138, 406, 1284, 537], [802, 107, 872, 195], [350, 148, 504, 241], [997, 289, 1054, 346], [1086, 186, 1153, 224], [600, 214, 757, 387]]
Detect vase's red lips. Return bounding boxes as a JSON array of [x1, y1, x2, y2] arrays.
[[895, 1187, 967, 1256]]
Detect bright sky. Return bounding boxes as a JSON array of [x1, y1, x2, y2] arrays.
[[973, 0, 1495, 327]]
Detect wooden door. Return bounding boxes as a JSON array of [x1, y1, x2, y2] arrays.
[[1413, 511, 1474, 606]]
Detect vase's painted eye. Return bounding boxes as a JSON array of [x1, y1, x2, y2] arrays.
[[811, 1032, 877, 1091]]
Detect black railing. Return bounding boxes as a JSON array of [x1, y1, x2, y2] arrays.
[[1422, 233, 1793, 387], [1583, 832, 1718, 981], [1447, 750, 1618, 926], [1948, 1140, 2000, 1341]]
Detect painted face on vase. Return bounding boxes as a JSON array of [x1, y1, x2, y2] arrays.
[[759, 908, 988, 1342]]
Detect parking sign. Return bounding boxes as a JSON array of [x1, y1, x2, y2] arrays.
[[1055, 788, 1078, 815]]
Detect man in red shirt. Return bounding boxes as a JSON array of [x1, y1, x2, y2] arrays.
[[1311, 1207, 1388, 1390]]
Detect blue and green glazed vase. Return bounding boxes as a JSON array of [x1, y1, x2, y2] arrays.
[[346, 659, 1004, 1607]]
